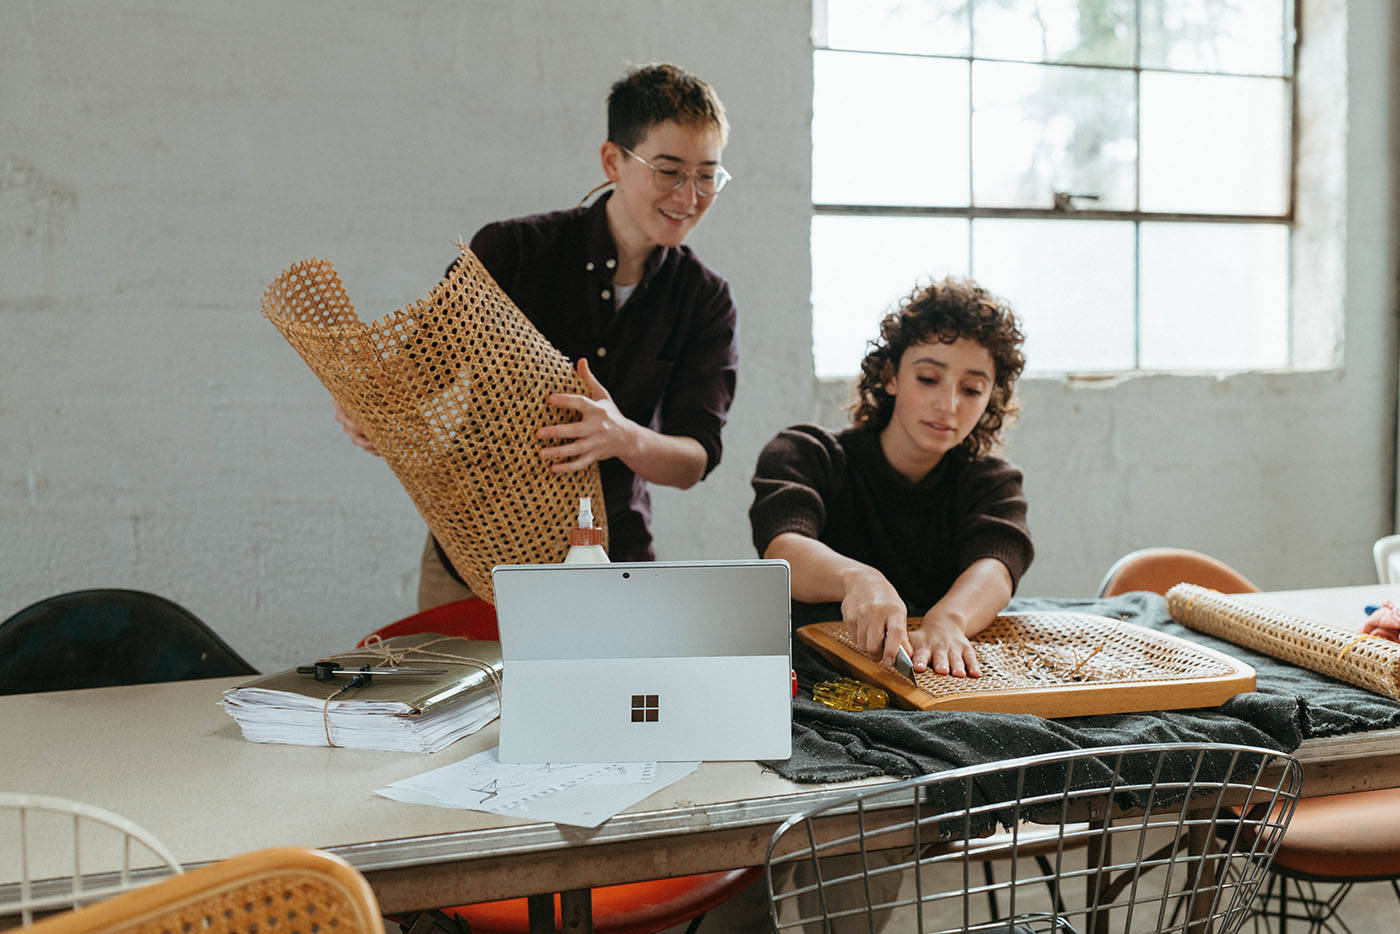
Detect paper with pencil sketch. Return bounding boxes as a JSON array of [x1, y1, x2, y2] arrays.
[[375, 747, 699, 827]]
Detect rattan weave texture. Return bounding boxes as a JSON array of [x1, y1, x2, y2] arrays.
[[23, 847, 380, 934], [1167, 583, 1400, 702], [123, 871, 367, 934], [799, 611, 1254, 716], [262, 248, 606, 601]]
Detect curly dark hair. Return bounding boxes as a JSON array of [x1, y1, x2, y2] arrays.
[[851, 277, 1026, 457], [607, 63, 729, 149]]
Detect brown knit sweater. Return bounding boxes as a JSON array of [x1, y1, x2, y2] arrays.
[[749, 424, 1033, 625]]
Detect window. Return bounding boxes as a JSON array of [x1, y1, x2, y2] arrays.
[[812, 0, 1296, 378]]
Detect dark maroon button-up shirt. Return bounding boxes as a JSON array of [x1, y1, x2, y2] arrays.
[[434, 192, 738, 575]]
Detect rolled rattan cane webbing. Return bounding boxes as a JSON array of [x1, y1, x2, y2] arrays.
[[262, 248, 605, 602], [798, 611, 1254, 716], [1167, 583, 1400, 701]]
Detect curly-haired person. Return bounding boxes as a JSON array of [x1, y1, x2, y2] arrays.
[[750, 277, 1034, 678]]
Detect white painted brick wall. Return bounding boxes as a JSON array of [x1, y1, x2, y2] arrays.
[[1, 1, 1394, 672]]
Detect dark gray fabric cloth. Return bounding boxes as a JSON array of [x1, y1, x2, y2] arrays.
[[763, 591, 1400, 783]]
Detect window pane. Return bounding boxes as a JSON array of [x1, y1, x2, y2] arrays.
[[1140, 0, 1290, 75], [971, 219, 1135, 373], [812, 215, 970, 379], [814, 51, 971, 206], [822, 0, 968, 57], [974, 0, 1135, 66], [1139, 223, 1289, 371], [972, 61, 1136, 209], [1140, 72, 1288, 215]]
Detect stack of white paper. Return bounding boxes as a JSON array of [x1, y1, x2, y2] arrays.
[[220, 634, 502, 754], [221, 688, 499, 754]]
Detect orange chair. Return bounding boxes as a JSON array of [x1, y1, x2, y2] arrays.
[[363, 597, 761, 934], [1099, 548, 1400, 931], [1096, 546, 1259, 598]]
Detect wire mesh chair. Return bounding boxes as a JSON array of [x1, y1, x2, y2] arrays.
[[0, 793, 183, 927], [765, 742, 1300, 934]]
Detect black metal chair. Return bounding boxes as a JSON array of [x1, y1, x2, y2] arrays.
[[0, 589, 256, 695]]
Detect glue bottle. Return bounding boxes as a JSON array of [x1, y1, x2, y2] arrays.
[[563, 497, 609, 564]]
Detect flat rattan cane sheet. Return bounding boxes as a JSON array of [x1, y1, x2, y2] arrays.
[[262, 247, 605, 602], [1167, 583, 1400, 702], [797, 611, 1255, 717]]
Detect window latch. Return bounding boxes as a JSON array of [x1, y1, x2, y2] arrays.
[[1053, 191, 1101, 212]]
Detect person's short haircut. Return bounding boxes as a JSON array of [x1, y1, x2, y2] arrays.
[[607, 63, 729, 150], [851, 277, 1026, 457]]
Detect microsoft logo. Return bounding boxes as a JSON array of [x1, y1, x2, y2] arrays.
[[630, 694, 659, 723]]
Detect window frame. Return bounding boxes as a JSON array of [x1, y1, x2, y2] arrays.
[[811, 0, 1300, 375]]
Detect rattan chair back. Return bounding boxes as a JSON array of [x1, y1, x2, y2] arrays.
[[765, 742, 1300, 934], [22, 847, 379, 934], [262, 248, 605, 601]]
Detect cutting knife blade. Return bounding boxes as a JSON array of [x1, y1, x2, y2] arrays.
[[893, 646, 915, 681]]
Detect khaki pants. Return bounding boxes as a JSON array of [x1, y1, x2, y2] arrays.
[[415, 533, 476, 611]]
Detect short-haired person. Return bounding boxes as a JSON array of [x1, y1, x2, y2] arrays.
[[337, 63, 738, 610], [750, 277, 1033, 675]]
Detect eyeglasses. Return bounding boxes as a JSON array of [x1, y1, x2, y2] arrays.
[[620, 146, 732, 197]]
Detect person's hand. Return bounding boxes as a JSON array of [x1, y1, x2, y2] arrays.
[[538, 358, 638, 473], [333, 401, 380, 456], [839, 569, 911, 667], [908, 612, 982, 678], [1362, 602, 1400, 642]]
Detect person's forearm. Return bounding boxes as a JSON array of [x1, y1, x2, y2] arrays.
[[766, 532, 908, 662], [925, 558, 1013, 639], [764, 533, 883, 604], [620, 427, 708, 489]]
